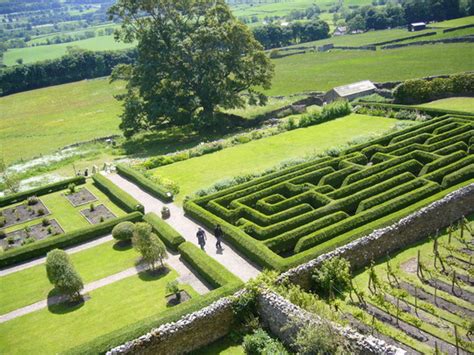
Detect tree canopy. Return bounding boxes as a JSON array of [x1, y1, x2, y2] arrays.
[[109, 0, 274, 137]]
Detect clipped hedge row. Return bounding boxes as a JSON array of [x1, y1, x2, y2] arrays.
[[293, 182, 441, 253], [423, 155, 474, 183], [116, 164, 173, 202], [0, 212, 143, 267], [441, 164, 474, 188], [143, 212, 185, 251], [92, 174, 144, 213], [178, 242, 242, 288], [66, 282, 242, 355], [419, 151, 467, 175], [0, 176, 86, 207], [185, 201, 285, 270]]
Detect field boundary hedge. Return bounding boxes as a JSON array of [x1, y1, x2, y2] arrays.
[[0, 212, 143, 267], [0, 176, 86, 207], [356, 102, 474, 117], [443, 23, 474, 33], [116, 164, 173, 202], [92, 174, 144, 213], [143, 212, 185, 251]]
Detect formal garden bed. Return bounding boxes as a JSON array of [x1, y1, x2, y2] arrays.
[[64, 187, 97, 207], [1, 219, 63, 249], [185, 114, 474, 271], [80, 204, 116, 224], [0, 198, 50, 229]]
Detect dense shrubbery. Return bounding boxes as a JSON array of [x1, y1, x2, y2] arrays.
[[393, 73, 474, 104], [92, 174, 144, 213], [112, 221, 135, 242], [46, 249, 84, 301], [0, 48, 137, 96], [299, 100, 352, 127], [242, 328, 288, 354], [143, 212, 185, 251]]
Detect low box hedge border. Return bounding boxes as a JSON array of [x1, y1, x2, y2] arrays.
[[116, 164, 173, 202], [0, 212, 143, 268], [92, 174, 144, 213], [143, 212, 185, 251], [64, 282, 242, 355], [0, 176, 86, 207], [178, 241, 242, 288]]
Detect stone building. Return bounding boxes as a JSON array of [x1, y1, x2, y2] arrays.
[[324, 80, 376, 103]]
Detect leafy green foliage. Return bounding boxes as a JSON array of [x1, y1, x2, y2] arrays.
[[242, 328, 288, 355], [132, 222, 168, 270], [312, 257, 351, 298], [46, 249, 84, 300], [109, 0, 273, 135], [112, 221, 135, 242]]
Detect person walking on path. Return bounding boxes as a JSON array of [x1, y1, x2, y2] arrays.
[[214, 224, 223, 250], [196, 227, 207, 250]]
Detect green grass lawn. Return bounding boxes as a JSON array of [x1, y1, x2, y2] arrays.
[[430, 15, 474, 28], [3, 36, 135, 66], [0, 268, 198, 354], [151, 114, 403, 203], [269, 43, 474, 95], [192, 336, 245, 355], [418, 97, 474, 112], [0, 78, 124, 164], [3, 181, 127, 234], [0, 240, 139, 315]]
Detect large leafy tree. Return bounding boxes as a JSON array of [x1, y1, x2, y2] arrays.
[[109, 0, 274, 137]]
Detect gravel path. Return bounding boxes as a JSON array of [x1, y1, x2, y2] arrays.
[[0, 255, 211, 324], [106, 173, 262, 281]]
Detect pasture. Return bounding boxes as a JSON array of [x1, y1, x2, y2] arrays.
[[3, 36, 134, 66], [151, 114, 402, 203], [419, 97, 474, 112]]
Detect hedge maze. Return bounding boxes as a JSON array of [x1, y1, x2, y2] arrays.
[[186, 115, 474, 270]]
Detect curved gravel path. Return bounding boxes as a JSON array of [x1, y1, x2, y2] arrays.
[[105, 173, 262, 281]]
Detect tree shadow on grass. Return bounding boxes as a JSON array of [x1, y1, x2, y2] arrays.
[[47, 289, 87, 314], [113, 240, 133, 251], [137, 266, 170, 282]]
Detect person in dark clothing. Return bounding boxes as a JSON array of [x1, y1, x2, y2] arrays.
[[214, 224, 223, 250], [196, 227, 206, 250]]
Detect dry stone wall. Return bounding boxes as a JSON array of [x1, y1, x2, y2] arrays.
[[277, 183, 474, 290], [258, 290, 405, 355]]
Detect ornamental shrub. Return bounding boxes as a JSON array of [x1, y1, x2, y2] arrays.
[[112, 221, 135, 242], [312, 256, 351, 298], [27, 196, 39, 205], [320, 100, 352, 121], [46, 249, 84, 301], [242, 328, 288, 355], [132, 222, 168, 270]]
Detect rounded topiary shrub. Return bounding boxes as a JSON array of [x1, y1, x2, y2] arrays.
[[112, 221, 136, 242]]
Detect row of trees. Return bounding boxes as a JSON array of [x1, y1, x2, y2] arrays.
[[252, 20, 330, 49], [345, 0, 470, 32], [0, 47, 137, 96]]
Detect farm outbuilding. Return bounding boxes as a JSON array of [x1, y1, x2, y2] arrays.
[[324, 80, 376, 103], [409, 22, 427, 31]]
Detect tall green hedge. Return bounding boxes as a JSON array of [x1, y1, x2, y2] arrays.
[[178, 242, 242, 288], [116, 164, 173, 202], [0, 176, 86, 207], [92, 174, 144, 213], [0, 212, 143, 267], [143, 212, 185, 251]]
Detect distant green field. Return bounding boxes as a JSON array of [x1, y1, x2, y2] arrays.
[[430, 15, 474, 28], [419, 97, 474, 112], [269, 43, 474, 95], [151, 114, 402, 203], [3, 36, 134, 66], [0, 78, 124, 164]]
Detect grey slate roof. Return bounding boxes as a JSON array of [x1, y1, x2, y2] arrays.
[[332, 80, 376, 97]]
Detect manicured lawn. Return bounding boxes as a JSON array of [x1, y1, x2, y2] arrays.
[[430, 15, 474, 28], [151, 114, 403, 203], [193, 336, 245, 355], [0, 78, 124, 164], [269, 43, 474, 95], [3, 36, 135, 66], [0, 268, 197, 354], [418, 97, 474, 112], [4, 181, 127, 234], [0, 240, 139, 315]]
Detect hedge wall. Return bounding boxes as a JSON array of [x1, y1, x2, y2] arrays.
[[0, 176, 85, 207], [178, 242, 242, 288], [0, 212, 143, 267], [92, 174, 144, 213], [116, 164, 173, 202], [143, 212, 185, 251]]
